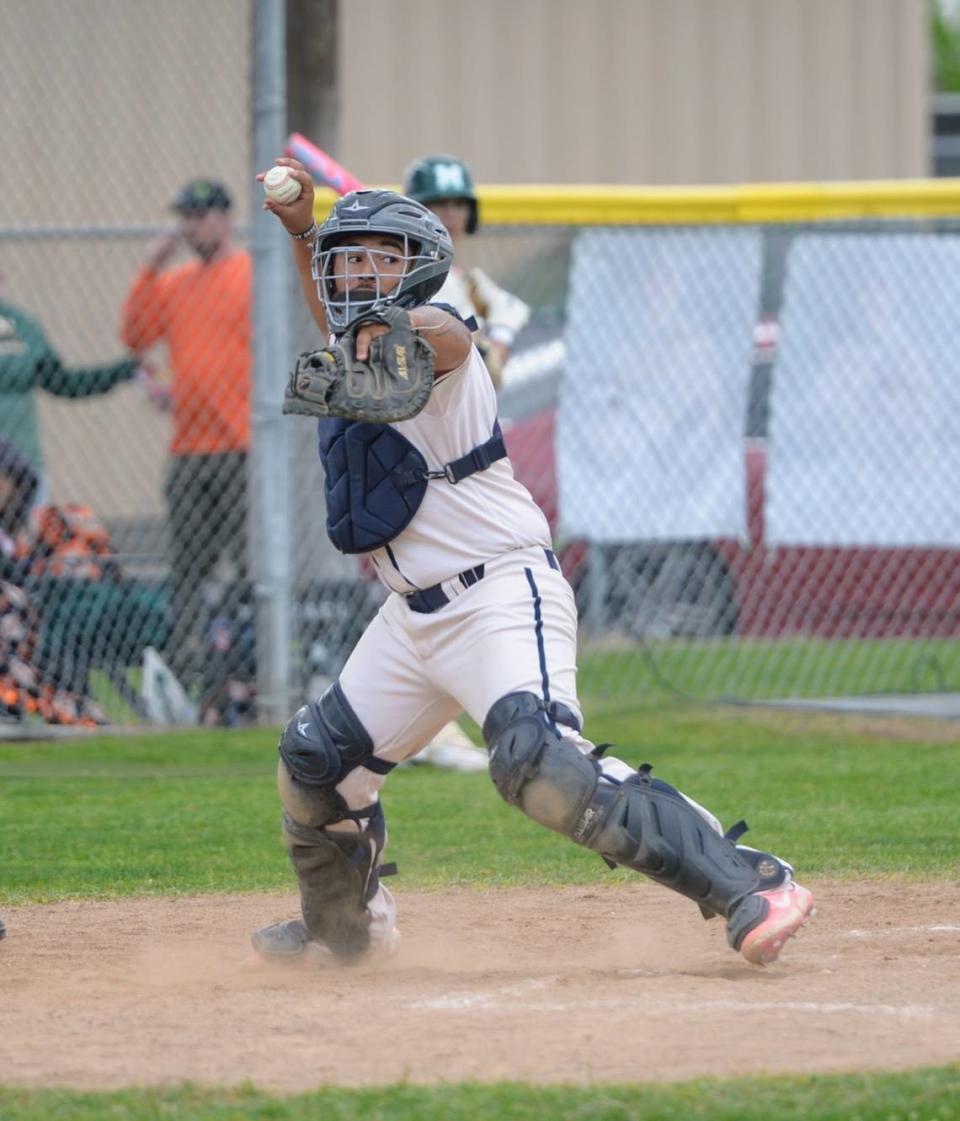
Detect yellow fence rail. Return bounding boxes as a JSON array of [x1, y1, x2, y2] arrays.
[[315, 178, 960, 227]]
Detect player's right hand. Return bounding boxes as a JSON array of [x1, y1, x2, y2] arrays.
[[144, 228, 182, 271], [257, 157, 315, 235], [134, 359, 172, 411]]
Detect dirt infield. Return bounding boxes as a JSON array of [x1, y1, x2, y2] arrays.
[[2, 880, 959, 1091]]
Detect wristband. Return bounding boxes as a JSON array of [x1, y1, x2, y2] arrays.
[[289, 221, 319, 241]]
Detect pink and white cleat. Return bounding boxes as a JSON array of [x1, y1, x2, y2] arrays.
[[732, 881, 815, 965]]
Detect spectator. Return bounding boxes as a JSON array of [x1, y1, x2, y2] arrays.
[[0, 438, 38, 570], [0, 268, 140, 476], [0, 438, 107, 726], [401, 154, 532, 771], [120, 179, 253, 721], [402, 154, 531, 390]]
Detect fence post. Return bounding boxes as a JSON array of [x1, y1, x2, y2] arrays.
[[251, 0, 292, 724]]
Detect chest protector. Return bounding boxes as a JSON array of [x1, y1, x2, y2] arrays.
[[317, 418, 507, 554]]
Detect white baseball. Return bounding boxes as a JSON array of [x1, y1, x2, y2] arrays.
[[263, 166, 302, 205]]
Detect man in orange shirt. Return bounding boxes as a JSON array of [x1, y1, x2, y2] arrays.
[[121, 180, 253, 716]]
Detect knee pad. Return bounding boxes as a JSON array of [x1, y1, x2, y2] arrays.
[[483, 691, 597, 832], [279, 681, 391, 788], [482, 691, 787, 918], [282, 803, 389, 962]]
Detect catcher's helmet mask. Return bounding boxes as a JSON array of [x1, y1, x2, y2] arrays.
[[313, 190, 454, 332]]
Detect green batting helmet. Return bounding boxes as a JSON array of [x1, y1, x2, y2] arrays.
[[402, 155, 479, 234]]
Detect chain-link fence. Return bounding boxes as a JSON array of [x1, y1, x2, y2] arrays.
[[476, 215, 960, 706], [2, 3, 958, 729], [9, 204, 960, 726], [1, 0, 262, 726]]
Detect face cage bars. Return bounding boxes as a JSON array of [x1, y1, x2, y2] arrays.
[[312, 233, 439, 328]]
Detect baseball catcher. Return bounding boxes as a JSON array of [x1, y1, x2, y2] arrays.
[[252, 162, 814, 972]]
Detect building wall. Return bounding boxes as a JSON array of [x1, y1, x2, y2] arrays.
[[2, 0, 251, 518], [0, 0, 931, 520], [341, 0, 929, 186]]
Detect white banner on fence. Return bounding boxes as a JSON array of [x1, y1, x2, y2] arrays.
[[557, 229, 759, 543], [766, 235, 960, 547]]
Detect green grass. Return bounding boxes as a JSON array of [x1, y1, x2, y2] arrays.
[[578, 635, 960, 701], [1, 1067, 959, 1120], [2, 705, 959, 1115], [88, 667, 147, 725], [1, 701, 958, 903], [92, 632, 960, 723]]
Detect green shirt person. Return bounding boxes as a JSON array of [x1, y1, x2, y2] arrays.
[[0, 298, 139, 472]]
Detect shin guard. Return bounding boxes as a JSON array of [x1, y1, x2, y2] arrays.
[[483, 692, 788, 919], [281, 804, 388, 962]]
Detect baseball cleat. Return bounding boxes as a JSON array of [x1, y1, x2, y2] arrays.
[[250, 918, 399, 967], [407, 720, 489, 773], [411, 741, 489, 772], [251, 919, 318, 961], [734, 882, 815, 965]]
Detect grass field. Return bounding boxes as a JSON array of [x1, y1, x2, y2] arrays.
[[1, 1068, 959, 1121], [1, 700, 959, 1118], [577, 635, 960, 701], [89, 633, 960, 726]]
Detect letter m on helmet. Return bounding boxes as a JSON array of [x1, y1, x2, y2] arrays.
[[433, 162, 468, 194]]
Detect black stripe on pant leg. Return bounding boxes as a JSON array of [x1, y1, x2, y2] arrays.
[[524, 566, 551, 705]]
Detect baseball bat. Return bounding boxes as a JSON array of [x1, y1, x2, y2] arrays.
[[284, 133, 366, 196]]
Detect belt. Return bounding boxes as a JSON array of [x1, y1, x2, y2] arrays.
[[405, 549, 559, 614]]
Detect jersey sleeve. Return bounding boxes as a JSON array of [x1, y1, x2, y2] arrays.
[[466, 268, 531, 345]]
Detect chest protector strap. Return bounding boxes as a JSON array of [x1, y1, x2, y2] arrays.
[[317, 418, 506, 555]]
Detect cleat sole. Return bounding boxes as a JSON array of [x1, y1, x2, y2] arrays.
[[740, 888, 815, 965]]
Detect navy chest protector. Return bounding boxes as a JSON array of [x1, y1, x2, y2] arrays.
[[317, 417, 507, 554]]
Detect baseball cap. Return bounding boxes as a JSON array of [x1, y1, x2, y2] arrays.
[[171, 179, 233, 215]]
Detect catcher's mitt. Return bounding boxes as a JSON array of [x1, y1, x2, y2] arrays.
[[283, 306, 435, 423]]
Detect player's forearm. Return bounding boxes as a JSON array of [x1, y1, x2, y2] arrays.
[[120, 270, 167, 351], [409, 307, 471, 375], [292, 237, 329, 336], [38, 355, 138, 398], [257, 158, 327, 334]]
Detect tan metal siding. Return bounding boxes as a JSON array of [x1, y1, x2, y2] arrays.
[[340, 0, 929, 186], [0, 0, 931, 522], [2, 0, 251, 516], [3, 0, 251, 227]]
